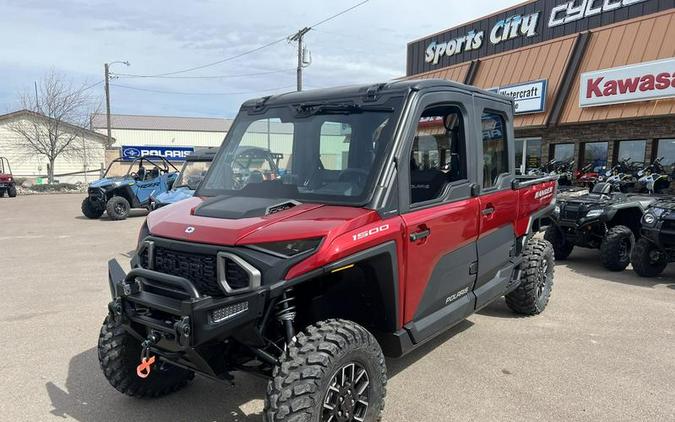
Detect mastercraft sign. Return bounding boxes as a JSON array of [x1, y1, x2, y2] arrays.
[[490, 80, 547, 114], [121, 145, 194, 161], [580, 58, 675, 107]]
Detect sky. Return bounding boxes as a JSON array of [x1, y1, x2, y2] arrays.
[[0, 0, 521, 119]]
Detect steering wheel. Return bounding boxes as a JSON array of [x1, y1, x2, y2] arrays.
[[303, 161, 326, 190], [129, 172, 138, 180], [338, 168, 369, 189]]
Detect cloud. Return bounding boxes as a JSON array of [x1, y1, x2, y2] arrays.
[[0, 0, 521, 117]]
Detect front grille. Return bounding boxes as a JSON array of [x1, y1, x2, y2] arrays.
[[88, 187, 105, 201], [661, 219, 675, 244], [561, 206, 584, 221], [141, 246, 250, 297]]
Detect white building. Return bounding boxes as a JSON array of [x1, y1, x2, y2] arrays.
[[90, 114, 233, 148], [0, 110, 107, 183]]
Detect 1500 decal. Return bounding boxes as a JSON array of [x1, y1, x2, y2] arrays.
[[352, 224, 390, 241]]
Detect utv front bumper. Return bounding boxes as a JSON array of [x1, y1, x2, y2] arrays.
[[107, 259, 267, 376]]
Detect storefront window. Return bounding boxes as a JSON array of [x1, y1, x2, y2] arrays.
[[553, 143, 574, 162], [582, 142, 608, 172], [616, 140, 646, 165], [526, 139, 542, 171], [657, 139, 675, 175]]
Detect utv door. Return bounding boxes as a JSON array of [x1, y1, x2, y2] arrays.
[[398, 92, 480, 344], [473, 99, 518, 309]]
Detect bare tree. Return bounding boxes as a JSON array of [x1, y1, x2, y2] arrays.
[[8, 70, 102, 183]]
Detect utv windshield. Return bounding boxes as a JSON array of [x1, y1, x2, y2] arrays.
[[174, 160, 212, 190], [198, 97, 402, 204]]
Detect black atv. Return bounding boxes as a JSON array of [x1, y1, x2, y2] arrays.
[[545, 182, 657, 271], [631, 198, 675, 277]]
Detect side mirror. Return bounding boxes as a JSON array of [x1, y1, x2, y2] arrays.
[[471, 183, 481, 196]]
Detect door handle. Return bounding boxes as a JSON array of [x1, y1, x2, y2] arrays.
[[409, 229, 431, 241], [481, 207, 495, 216]]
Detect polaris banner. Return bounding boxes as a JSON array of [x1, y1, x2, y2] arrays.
[[121, 145, 194, 161]]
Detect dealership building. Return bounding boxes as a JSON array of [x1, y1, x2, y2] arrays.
[[406, 0, 674, 176]]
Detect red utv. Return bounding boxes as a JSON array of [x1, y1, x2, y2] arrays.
[[100, 80, 557, 421], [0, 157, 17, 198]]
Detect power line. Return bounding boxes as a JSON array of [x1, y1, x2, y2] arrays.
[[81, 80, 104, 91], [111, 83, 296, 96], [113, 68, 295, 80], [308, 0, 369, 28], [129, 38, 289, 78]]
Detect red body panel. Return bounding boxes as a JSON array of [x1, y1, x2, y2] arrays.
[[146, 178, 555, 331], [147, 197, 326, 246], [514, 180, 556, 235], [478, 189, 517, 238], [400, 198, 480, 323]]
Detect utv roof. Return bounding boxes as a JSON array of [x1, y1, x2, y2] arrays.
[[241, 79, 513, 108], [188, 147, 219, 161]]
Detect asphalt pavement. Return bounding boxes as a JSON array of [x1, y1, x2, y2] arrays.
[[0, 194, 673, 421]]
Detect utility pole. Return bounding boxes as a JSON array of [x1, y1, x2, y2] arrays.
[[104, 63, 112, 147], [103, 61, 129, 148], [289, 27, 311, 91]]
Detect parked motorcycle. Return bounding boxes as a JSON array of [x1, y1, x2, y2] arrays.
[[637, 157, 671, 194], [598, 157, 639, 193], [574, 162, 600, 188]]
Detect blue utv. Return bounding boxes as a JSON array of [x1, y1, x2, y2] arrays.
[[82, 155, 179, 220], [150, 147, 218, 209]]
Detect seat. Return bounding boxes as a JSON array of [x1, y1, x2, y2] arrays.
[[410, 158, 447, 203]]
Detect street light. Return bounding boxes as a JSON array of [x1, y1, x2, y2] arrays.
[[104, 60, 130, 147]]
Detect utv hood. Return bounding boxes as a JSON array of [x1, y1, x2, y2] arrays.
[[154, 186, 195, 206], [89, 177, 131, 188], [146, 196, 378, 246]]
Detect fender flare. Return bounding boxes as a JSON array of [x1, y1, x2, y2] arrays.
[[269, 241, 400, 332]]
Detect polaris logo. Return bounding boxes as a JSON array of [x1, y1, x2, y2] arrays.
[[124, 148, 141, 159], [121, 145, 194, 161], [185, 226, 195, 234], [445, 287, 469, 305]]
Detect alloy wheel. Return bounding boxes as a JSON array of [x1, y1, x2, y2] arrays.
[[322, 362, 371, 422]]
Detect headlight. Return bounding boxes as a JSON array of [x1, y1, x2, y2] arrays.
[[586, 209, 603, 218], [253, 238, 322, 257], [650, 207, 665, 217], [643, 213, 656, 225], [554, 205, 561, 215]]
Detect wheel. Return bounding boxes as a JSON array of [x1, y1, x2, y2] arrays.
[[506, 238, 554, 315], [81, 198, 104, 219], [631, 237, 668, 277], [600, 225, 634, 271], [265, 319, 386, 422], [98, 315, 193, 397], [7, 185, 16, 197], [106, 196, 130, 220], [544, 225, 574, 260]]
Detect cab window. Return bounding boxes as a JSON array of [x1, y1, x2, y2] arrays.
[[410, 105, 467, 205], [481, 112, 509, 188]]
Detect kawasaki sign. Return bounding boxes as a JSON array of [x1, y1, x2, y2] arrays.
[[121, 145, 194, 161], [579, 58, 675, 107]]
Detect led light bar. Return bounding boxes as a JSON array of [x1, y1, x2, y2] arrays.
[[209, 302, 249, 324]]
